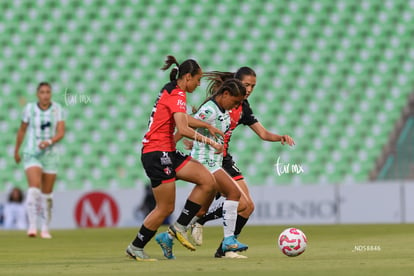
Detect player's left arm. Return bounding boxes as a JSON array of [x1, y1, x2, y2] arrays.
[[249, 122, 295, 146]]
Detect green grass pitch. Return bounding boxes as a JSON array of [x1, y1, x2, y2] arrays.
[[1, 224, 414, 276]]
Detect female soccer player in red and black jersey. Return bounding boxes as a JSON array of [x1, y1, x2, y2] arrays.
[[189, 67, 295, 258], [126, 56, 223, 261]]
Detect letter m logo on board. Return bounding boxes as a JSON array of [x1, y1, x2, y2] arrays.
[[74, 191, 120, 228]]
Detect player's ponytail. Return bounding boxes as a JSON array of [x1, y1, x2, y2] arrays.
[[204, 67, 256, 97], [203, 71, 234, 97], [161, 55, 201, 82], [161, 55, 180, 81]]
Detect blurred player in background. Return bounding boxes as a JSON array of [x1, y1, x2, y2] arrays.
[[155, 79, 248, 259], [3, 187, 27, 230], [186, 67, 295, 257], [14, 82, 66, 238], [125, 55, 224, 261]]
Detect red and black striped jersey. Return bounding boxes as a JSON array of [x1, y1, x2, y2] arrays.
[[142, 81, 187, 153], [223, 100, 258, 157]]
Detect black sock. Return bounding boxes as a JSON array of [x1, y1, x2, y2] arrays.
[[234, 215, 249, 236], [197, 206, 223, 225], [132, 225, 156, 248], [176, 200, 201, 227]]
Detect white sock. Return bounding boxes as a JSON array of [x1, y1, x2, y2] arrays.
[[222, 200, 239, 238], [26, 187, 41, 230], [41, 193, 53, 232], [189, 216, 200, 226]]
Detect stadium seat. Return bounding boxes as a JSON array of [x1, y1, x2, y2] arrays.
[[1, 0, 414, 192]]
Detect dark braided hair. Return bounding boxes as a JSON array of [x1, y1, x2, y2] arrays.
[[194, 78, 246, 113]]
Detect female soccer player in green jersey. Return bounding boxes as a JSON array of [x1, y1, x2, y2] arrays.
[[190, 68, 295, 258], [155, 78, 249, 259], [14, 82, 65, 238]]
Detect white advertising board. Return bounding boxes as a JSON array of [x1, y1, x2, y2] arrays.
[[248, 185, 338, 225], [1, 182, 413, 229], [338, 183, 402, 224]]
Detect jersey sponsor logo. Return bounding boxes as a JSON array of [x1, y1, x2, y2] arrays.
[[178, 91, 185, 97], [40, 121, 51, 130], [74, 191, 120, 228], [176, 99, 186, 109], [207, 159, 216, 168]]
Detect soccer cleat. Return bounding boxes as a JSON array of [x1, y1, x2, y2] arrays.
[[126, 244, 157, 261], [190, 222, 203, 246], [222, 236, 248, 253], [27, 228, 37, 238], [214, 241, 224, 258], [168, 224, 196, 251], [155, 232, 175, 260], [223, 251, 248, 259], [40, 231, 52, 239]]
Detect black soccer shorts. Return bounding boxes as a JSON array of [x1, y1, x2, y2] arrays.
[[222, 153, 244, 181], [141, 150, 191, 188]]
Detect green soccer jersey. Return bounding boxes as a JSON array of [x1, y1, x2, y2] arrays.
[[191, 99, 230, 171], [22, 102, 65, 155]]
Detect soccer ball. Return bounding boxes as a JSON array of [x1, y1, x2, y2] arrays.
[[278, 227, 307, 257]]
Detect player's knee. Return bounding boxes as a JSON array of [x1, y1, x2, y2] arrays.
[[247, 201, 255, 215], [237, 199, 247, 213], [198, 175, 216, 193], [166, 205, 175, 216], [157, 204, 174, 217], [226, 188, 241, 201]]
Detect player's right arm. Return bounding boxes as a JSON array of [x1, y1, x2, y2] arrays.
[[14, 122, 28, 163], [174, 112, 223, 154], [174, 113, 218, 144], [187, 114, 224, 139]]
